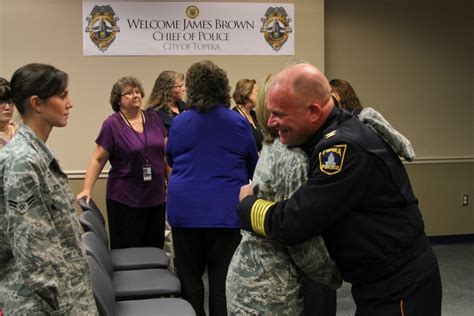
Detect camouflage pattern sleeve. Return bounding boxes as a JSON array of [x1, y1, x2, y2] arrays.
[[3, 156, 97, 314], [288, 239, 342, 289], [359, 107, 415, 161], [4, 159, 68, 313]]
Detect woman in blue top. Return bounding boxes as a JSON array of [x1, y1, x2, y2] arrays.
[[166, 60, 258, 316]]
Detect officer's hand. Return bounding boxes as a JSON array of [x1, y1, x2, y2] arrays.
[[239, 184, 254, 201]]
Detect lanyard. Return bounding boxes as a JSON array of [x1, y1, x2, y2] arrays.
[[120, 110, 149, 164]]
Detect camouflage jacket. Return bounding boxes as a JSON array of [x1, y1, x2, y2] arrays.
[[227, 139, 341, 315], [0, 125, 97, 315]]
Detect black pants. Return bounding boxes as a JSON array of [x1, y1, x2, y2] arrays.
[[106, 199, 165, 249], [172, 227, 241, 316], [352, 248, 442, 316], [301, 276, 337, 316]]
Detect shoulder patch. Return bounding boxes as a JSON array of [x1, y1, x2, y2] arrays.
[[319, 144, 347, 175], [8, 195, 37, 214]]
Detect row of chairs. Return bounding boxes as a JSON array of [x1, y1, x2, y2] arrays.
[[78, 198, 195, 315]]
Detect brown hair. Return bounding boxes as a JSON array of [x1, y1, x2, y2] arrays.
[[329, 79, 363, 111], [109, 76, 144, 112], [145, 70, 184, 112], [186, 60, 230, 112], [10, 63, 68, 116], [232, 79, 256, 105]]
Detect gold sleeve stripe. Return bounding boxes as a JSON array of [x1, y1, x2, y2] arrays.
[[250, 199, 275, 237]]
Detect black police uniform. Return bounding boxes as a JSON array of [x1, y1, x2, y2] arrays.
[[238, 106, 442, 315]]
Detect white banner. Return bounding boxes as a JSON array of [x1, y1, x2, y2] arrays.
[[82, 2, 294, 56]]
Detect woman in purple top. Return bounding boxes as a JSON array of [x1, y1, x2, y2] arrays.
[[77, 76, 168, 249], [166, 61, 258, 316]]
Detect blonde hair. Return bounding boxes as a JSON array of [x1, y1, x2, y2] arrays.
[[145, 71, 184, 111], [255, 74, 278, 143]]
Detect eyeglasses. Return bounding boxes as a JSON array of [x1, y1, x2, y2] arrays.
[[121, 88, 142, 97], [0, 100, 13, 108]]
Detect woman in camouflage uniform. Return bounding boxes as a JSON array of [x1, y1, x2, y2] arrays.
[[0, 64, 97, 314]]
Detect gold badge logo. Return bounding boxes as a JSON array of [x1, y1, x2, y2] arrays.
[[85, 5, 120, 52], [186, 5, 199, 19], [319, 145, 347, 175], [260, 7, 293, 52]]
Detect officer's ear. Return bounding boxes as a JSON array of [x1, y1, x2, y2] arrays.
[[308, 103, 321, 123]]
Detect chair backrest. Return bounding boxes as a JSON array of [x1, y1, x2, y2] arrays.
[[78, 197, 106, 226], [82, 231, 114, 279], [85, 255, 115, 316], [79, 211, 110, 248]]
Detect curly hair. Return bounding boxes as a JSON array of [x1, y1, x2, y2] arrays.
[[145, 71, 184, 112], [329, 79, 363, 111], [255, 74, 278, 144], [109, 76, 145, 112], [10, 63, 68, 116], [186, 60, 230, 112], [232, 79, 256, 106]]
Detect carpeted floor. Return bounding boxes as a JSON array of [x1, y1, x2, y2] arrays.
[[336, 243, 474, 315], [202, 243, 474, 315]]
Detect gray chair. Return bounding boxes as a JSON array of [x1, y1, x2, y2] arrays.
[[79, 210, 169, 270], [78, 197, 106, 226], [82, 231, 181, 300], [86, 255, 195, 316]]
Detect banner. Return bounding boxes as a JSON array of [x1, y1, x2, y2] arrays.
[[82, 1, 294, 56]]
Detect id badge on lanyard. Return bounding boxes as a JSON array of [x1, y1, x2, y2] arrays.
[[143, 163, 152, 181]]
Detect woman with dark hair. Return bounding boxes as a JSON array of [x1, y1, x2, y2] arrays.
[[0, 63, 97, 314], [145, 70, 186, 132], [0, 78, 18, 149], [166, 60, 258, 316], [330, 78, 415, 161], [329, 78, 363, 113], [232, 79, 263, 151], [77, 76, 168, 249]]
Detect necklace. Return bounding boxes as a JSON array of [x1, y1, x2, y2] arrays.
[[236, 105, 256, 128]]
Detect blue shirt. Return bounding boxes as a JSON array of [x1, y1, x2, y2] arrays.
[[166, 104, 258, 228]]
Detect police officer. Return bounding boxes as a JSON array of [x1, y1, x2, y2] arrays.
[[0, 64, 97, 314], [238, 63, 442, 315]]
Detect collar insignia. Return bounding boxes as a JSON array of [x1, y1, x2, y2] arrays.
[[319, 144, 347, 175], [324, 130, 337, 139]]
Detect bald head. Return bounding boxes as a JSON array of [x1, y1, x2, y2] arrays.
[[270, 63, 332, 108], [266, 63, 335, 145]]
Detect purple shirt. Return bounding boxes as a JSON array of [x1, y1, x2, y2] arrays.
[[96, 111, 167, 208]]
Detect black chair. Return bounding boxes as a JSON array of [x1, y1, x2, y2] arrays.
[[79, 210, 169, 270], [82, 232, 181, 300], [86, 255, 195, 316]]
